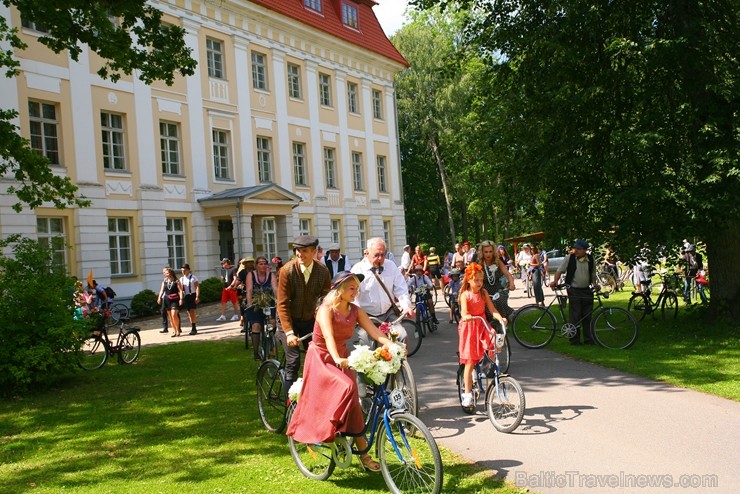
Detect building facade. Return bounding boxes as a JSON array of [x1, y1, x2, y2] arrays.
[[0, 0, 408, 299]]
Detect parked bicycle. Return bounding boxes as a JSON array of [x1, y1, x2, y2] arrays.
[[455, 317, 525, 433], [511, 284, 639, 350], [78, 317, 141, 370], [627, 273, 681, 321], [287, 369, 443, 494], [105, 303, 130, 328]]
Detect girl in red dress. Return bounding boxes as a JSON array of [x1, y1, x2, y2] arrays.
[[458, 263, 506, 408], [286, 271, 395, 472]]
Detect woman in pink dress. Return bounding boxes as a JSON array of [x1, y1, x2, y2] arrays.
[[286, 271, 395, 472], [458, 263, 506, 409]]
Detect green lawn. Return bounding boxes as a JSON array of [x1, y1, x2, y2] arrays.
[[0, 340, 521, 494], [541, 289, 740, 401]]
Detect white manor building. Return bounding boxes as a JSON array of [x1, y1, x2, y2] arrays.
[[0, 0, 408, 299]]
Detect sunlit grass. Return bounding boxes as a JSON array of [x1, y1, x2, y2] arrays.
[[0, 340, 521, 493]]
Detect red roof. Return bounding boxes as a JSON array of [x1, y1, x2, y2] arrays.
[[248, 0, 409, 67]]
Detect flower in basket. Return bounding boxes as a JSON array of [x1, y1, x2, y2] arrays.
[[378, 322, 401, 342], [252, 289, 274, 308], [348, 343, 405, 385], [288, 378, 303, 402]]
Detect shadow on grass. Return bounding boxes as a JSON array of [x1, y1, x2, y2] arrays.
[[1, 341, 518, 493]]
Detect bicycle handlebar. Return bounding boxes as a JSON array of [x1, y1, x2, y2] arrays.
[[465, 315, 507, 337]]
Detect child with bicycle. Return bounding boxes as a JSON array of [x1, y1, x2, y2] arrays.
[[458, 263, 506, 408], [408, 264, 438, 324], [447, 268, 462, 323]]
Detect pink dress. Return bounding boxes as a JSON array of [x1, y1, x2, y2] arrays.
[[458, 291, 492, 364], [286, 305, 365, 443]]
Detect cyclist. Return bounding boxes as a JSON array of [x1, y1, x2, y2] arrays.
[[447, 268, 462, 323], [246, 256, 278, 360], [408, 264, 438, 324], [410, 245, 427, 274], [427, 247, 442, 290], [477, 240, 517, 319], [515, 244, 533, 289]]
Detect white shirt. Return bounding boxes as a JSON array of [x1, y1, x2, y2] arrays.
[[326, 255, 352, 276], [400, 251, 411, 270], [179, 273, 199, 295], [408, 274, 433, 290], [351, 257, 411, 316], [516, 251, 533, 266]]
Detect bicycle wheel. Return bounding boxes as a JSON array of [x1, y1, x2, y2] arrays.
[[456, 365, 476, 415], [627, 293, 649, 322], [287, 403, 336, 480], [389, 360, 418, 416], [443, 284, 452, 307], [400, 319, 422, 358], [451, 301, 460, 324], [118, 331, 141, 364], [510, 305, 556, 349], [107, 303, 129, 327], [377, 412, 443, 494], [416, 311, 427, 338], [526, 276, 533, 298], [256, 359, 288, 433], [661, 292, 678, 320], [592, 307, 639, 350], [597, 272, 617, 294], [78, 335, 108, 370], [485, 375, 525, 433], [431, 285, 438, 305], [426, 316, 437, 334]]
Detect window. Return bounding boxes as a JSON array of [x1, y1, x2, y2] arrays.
[[342, 2, 359, 29], [263, 218, 277, 260], [330, 219, 341, 245], [358, 220, 367, 254], [206, 38, 224, 79], [108, 218, 132, 275], [319, 73, 332, 107], [37, 217, 67, 268], [352, 152, 363, 191], [21, 18, 48, 33], [372, 89, 383, 119], [293, 142, 307, 186], [28, 100, 59, 165], [305, 0, 322, 12], [324, 147, 337, 189], [287, 63, 302, 99], [212, 129, 230, 180], [256, 137, 272, 183], [166, 218, 186, 269], [383, 220, 391, 248], [377, 155, 387, 193], [299, 218, 312, 237], [101, 111, 125, 170], [252, 51, 268, 90], [347, 82, 359, 113], [160, 122, 181, 175]]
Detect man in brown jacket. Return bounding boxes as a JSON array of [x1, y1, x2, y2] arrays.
[[276, 235, 331, 390]]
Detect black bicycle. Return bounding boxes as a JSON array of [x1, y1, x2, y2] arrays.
[[627, 273, 680, 321], [244, 302, 282, 361], [511, 285, 639, 350], [78, 317, 141, 370]]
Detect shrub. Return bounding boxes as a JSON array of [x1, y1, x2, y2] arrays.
[[0, 235, 87, 397], [199, 277, 224, 303], [131, 289, 159, 317]]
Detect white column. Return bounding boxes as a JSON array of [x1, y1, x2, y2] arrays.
[[233, 35, 256, 186], [334, 71, 352, 198], [385, 84, 402, 204], [361, 79, 377, 200], [182, 19, 210, 198], [67, 47, 98, 183], [133, 77, 157, 187], [271, 50, 291, 189], [305, 61, 325, 197]]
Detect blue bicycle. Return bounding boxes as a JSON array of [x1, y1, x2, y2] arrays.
[[413, 287, 437, 338], [455, 317, 525, 433], [287, 372, 443, 493]]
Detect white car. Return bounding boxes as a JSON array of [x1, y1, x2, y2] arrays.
[[545, 249, 567, 273]]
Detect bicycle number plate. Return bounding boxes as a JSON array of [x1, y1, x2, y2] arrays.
[[389, 389, 405, 409]]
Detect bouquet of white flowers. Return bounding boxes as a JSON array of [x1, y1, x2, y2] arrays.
[[288, 377, 303, 402], [348, 342, 405, 385]]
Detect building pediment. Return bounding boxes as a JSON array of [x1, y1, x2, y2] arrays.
[[198, 183, 302, 209]]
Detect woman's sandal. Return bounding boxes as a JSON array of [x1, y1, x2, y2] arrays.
[[359, 454, 381, 472]]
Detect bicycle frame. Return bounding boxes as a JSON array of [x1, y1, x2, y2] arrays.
[[466, 316, 507, 402], [546, 285, 605, 336]]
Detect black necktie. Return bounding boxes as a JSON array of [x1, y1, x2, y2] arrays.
[[371, 266, 384, 274]]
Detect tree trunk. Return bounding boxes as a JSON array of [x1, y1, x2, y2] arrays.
[[429, 136, 456, 246], [705, 218, 740, 318]]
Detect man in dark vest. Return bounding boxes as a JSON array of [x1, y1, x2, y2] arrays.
[[276, 235, 331, 391], [324, 243, 352, 277], [551, 239, 599, 345]]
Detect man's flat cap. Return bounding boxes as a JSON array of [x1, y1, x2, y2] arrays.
[[292, 235, 319, 248]]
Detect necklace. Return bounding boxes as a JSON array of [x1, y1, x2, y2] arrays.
[[166, 279, 174, 290], [485, 262, 497, 285]]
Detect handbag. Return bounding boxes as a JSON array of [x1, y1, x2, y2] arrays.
[[371, 269, 402, 317], [167, 293, 180, 300]]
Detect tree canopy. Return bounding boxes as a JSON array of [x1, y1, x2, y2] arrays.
[[405, 0, 739, 313], [1, 0, 196, 211]]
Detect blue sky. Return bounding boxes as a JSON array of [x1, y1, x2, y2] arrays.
[[373, 0, 410, 36]]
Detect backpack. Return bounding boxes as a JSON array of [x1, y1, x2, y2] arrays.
[[104, 286, 116, 298]]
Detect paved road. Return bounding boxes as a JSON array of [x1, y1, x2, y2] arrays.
[[134, 288, 740, 493], [409, 287, 740, 494]]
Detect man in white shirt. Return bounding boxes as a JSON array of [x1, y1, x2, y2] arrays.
[[323, 243, 352, 277], [351, 237, 413, 345], [516, 243, 533, 288], [400, 244, 411, 275]]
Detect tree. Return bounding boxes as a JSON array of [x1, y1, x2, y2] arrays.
[[1, 0, 196, 211], [412, 0, 740, 315]]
